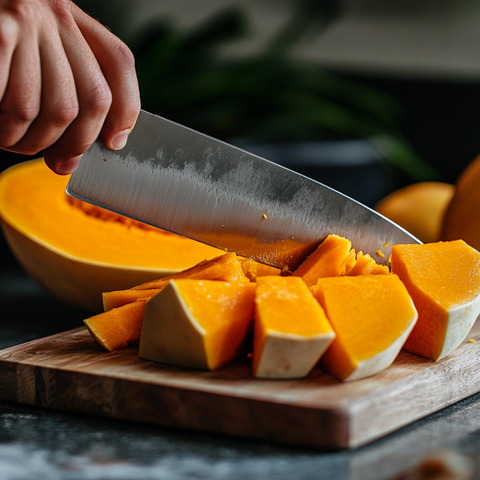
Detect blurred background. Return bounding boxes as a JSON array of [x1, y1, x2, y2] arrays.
[[74, 0, 480, 191], [3, 0, 480, 265]]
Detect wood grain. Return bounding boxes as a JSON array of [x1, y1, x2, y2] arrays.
[[1, 322, 480, 449]]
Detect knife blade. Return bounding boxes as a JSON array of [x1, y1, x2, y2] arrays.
[[66, 110, 419, 271]]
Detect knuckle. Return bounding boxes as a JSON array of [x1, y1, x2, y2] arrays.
[[84, 80, 112, 117], [49, 99, 79, 126], [46, 0, 72, 19], [13, 103, 40, 124], [7, 1, 38, 28], [0, 17, 17, 49], [1, 101, 40, 125], [114, 40, 136, 70]]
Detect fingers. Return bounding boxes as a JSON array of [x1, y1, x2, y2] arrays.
[[8, 25, 79, 156], [44, 3, 141, 174], [43, 5, 114, 174], [72, 4, 141, 150], [0, 13, 16, 101], [0, 6, 42, 151]]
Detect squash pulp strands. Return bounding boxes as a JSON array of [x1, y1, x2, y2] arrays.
[[67, 110, 419, 271]]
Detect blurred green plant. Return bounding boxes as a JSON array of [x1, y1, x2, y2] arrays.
[[129, 5, 437, 181], [80, 0, 437, 181]]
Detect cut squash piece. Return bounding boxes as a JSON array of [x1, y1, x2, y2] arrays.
[[391, 240, 480, 361], [102, 253, 250, 310], [252, 276, 335, 378], [239, 257, 281, 281], [293, 234, 356, 286], [132, 252, 248, 290], [84, 299, 147, 351], [312, 275, 417, 381], [89, 253, 253, 351], [347, 252, 390, 276], [292, 235, 388, 286], [102, 288, 158, 311], [139, 280, 256, 370]]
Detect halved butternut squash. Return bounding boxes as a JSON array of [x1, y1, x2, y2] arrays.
[[252, 276, 335, 378], [391, 240, 480, 361], [139, 280, 256, 370], [0, 159, 222, 311], [312, 275, 417, 381]]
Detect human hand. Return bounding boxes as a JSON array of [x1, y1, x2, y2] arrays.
[[0, 0, 141, 174]]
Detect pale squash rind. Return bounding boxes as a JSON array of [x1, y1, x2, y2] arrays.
[[436, 295, 480, 361], [1, 218, 177, 312], [139, 280, 255, 371], [139, 282, 209, 369], [253, 330, 335, 379]]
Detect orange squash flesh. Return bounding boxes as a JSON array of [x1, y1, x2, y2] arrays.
[[252, 276, 335, 378], [88, 253, 252, 350], [91, 241, 388, 355], [391, 240, 480, 361], [292, 234, 356, 286], [131, 252, 249, 290], [347, 251, 390, 276], [312, 275, 417, 381], [0, 160, 220, 268], [239, 257, 281, 281], [140, 280, 256, 370], [102, 289, 159, 311], [293, 235, 389, 287], [87, 237, 480, 378], [84, 299, 147, 351], [102, 252, 249, 310]]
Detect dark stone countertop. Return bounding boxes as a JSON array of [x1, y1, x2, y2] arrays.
[[1, 267, 480, 480]]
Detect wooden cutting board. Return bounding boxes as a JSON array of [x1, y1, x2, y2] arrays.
[[1, 323, 480, 450]]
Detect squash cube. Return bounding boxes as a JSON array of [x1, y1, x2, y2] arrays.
[[312, 275, 417, 381], [293, 234, 355, 286], [139, 280, 256, 370], [391, 240, 480, 361], [252, 276, 335, 379]]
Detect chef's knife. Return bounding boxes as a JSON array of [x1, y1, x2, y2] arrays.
[[66, 110, 419, 271]]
